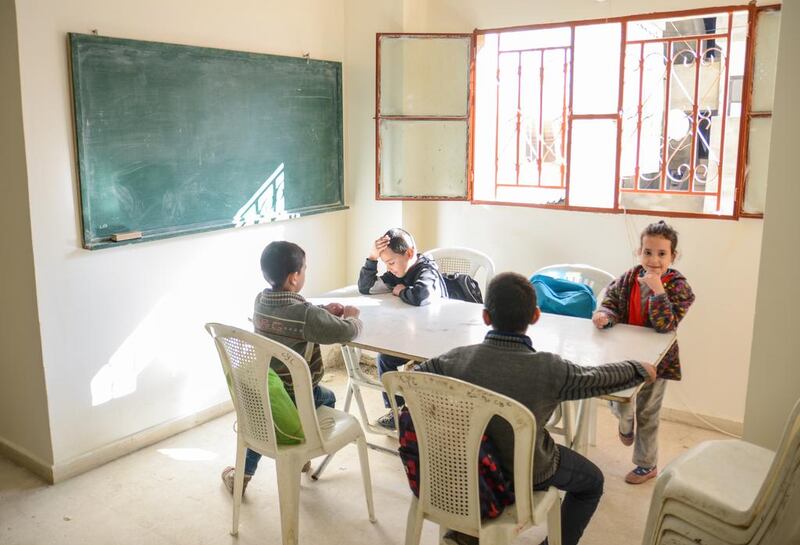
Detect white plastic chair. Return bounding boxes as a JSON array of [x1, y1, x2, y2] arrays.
[[424, 246, 496, 292], [641, 397, 800, 545], [532, 264, 615, 446], [382, 371, 561, 545], [532, 263, 614, 300], [310, 345, 405, 480], [205, 323, 376, 544]]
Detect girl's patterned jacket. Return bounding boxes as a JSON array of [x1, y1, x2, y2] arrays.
[[598, 265, 695, 380]]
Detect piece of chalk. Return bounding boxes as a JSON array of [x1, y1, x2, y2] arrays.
[[111, 231, 143, 242]]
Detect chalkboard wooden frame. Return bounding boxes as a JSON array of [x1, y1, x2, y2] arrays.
[[69, 34, 346, 250]]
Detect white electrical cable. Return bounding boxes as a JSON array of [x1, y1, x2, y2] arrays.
[[672, 385, 742, 438]]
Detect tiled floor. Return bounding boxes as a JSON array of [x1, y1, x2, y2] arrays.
[[0, 370, 728, 545]]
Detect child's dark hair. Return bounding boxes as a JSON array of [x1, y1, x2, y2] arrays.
[[384, 228, 416, 255], [484, 272, 538, 333], [260, 241, 305, 288], [641, 220, 679, 255]]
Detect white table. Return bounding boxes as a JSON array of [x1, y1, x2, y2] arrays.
[[311, 287, 675, 455]]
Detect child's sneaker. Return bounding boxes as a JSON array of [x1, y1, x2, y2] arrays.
[[221, 466, 252, 495], [625, 465, 657, 484], [618, 428, 634, 447], [376, 410, 396, 430]]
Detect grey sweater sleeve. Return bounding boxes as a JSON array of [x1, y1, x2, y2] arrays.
[[358, 259, 392, 294], [558, 357, 648, 400], [414, 357, 441, 374], [303, 305, 363, 345]]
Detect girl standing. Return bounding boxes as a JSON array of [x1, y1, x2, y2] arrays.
[[593, 220, 695, 484]]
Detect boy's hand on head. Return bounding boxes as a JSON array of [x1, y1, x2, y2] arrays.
[[368, 235, 390, 260], [392, 284, 405, 297], [640, 362, 657, 384], [592, 311, 610, 329], [639, 271, 666, 295], [322, 303, 344, 317], [342, 305, 360, 319]]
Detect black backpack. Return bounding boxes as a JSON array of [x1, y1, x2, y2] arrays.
[[442, 273, 483, 303]]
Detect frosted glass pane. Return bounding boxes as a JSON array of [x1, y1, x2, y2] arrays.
[[573, 24, 621, 114], [379, 120, 468, 198], [752, 11, 780, 112], [569, 119, 617, 208], [743, 117, 772, 214], [379, 36, 470, 116]]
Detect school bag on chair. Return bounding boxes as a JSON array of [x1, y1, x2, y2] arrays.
[[530, 274, 596, 319], [442, 273, 483, 303]]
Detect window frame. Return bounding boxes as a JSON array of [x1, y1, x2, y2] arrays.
[[737, 4, 781, 219], [374, 32, 474, 201], [375, 4, 781, 220]]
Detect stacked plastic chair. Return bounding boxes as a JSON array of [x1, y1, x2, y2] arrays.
[[641, 398, 800, 545]]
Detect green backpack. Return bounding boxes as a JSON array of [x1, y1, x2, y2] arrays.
[[225, 366, 305, 445], [267, 368, 305, 444]]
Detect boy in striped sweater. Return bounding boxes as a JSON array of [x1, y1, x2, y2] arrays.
[[221, 241, 363, 494], [416, 272, 657, 545]]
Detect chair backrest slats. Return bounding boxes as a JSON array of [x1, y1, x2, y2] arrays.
[[205, 323, 324, 453], [533, 264, 614, 298], [382, 371, 536, 533], [424, 247, 496, 289]]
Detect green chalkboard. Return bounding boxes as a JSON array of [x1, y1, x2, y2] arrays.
[[69, 33, 345, 249]]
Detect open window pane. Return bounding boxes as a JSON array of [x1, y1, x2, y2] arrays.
[[379, 119, 468, 198], [743, 117, 772, 214], [573, 23, 620, 114], [619, 11, 747, 216], [379, 36, 470, 117], [568, 119, 617, 208], [751, 10, 780, 112]]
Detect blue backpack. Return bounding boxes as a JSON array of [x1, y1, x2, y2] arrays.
[[529, 274, 596, 319]]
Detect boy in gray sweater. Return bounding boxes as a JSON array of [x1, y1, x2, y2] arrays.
[[221, 241, 363, 494], [416, 272, 656, 545]]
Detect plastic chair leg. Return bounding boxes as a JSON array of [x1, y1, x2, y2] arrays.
[[231, 440, 247, 536], [356, 435, 377, 522], [587, 398, 598, 447], [343, 382, 354, 413], [275, 458, 303, 545], [563, 401, 576, 448], [310, 452, 334, 481], [351, 383, 373, 430], [404, 497, 424, 545], [547, 497, 562, 545]]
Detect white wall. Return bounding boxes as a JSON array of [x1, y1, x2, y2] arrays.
[[0, 0, 53, 470], [743, 0, 800, 450], [351, 0, 765, 425], [344, 0, 404, 277], [14, 0, 351, 469]]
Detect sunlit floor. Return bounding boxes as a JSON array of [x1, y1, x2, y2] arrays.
[[0, 370, 729, 545]]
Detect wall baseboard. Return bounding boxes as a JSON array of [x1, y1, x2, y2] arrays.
[[597, 401, 743, 437], [0, 436, 54, 482], [660, 406, 743, 437], [48, 400, 233, 484]]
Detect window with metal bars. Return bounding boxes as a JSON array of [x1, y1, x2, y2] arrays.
[[376, 5, 780, 220]]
